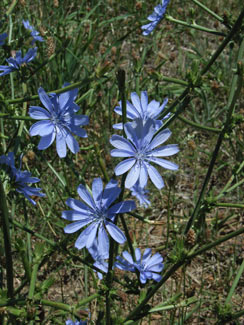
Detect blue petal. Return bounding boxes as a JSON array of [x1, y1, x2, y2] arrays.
[[142, 248, 152, 263], [131, 92, 142, 115], [74, 228, 90, 249], [86, 222, 99, 248], [135, 248, 141, 263], [97, 226, 109, 258], [29, 106, 51, 119], [139, 162, 148, 188], [64, 219, 91, 233], [62, 210, 89, 221], [147, 164, 164, 189], [152, 273, 162, 282], [92, 178, 103, 207], [38, 132, 55, 150], [151, 144, 179, 157], [110, 149, 134, 157], [77, 184, 96, 209], [29, 120, 54, 136], [149, 157, 178, 170], [107, 200, 136, 215], [38, 87, 53, 112], [125, 163, 141, 189], [122, 251, 134, 264], [114, 158, 136, 176], [148, 264, 164, 272], [65, 133, 79, 154], [102, 179, 120, 209], [66, 197, 92, 213], [56, 131, 67, 158], [110, 135, 136, 152], [140, 91, 148, 113], [148, 129, 172, 150], [105, 222, 126, 244]]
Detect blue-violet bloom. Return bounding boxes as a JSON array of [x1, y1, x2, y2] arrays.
[[113, 91, 169, 130], [110, 118, 179, 189], [115, 248, 164, 284], [88, 239, 108, 279], [141, 0, 170, 36], [66, 320, 87, 325], [0, 47, 37, 76], [23, 20, 44, 44], [131, 181, 150, 208], [0, 33, 7, 46], [29, 86, 89, 158], [0, 152, 45, 205], [62, 178, 136, 254]]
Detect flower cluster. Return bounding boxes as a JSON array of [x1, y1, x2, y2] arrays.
[[115, 248, 164, 284], [29, 86, 89, 158], [141, 0, 170, 36], [0, 47, 37, 76], [62, 177, 136, 254], [0, 152, 45, 205], [23, 20, 44, 44]]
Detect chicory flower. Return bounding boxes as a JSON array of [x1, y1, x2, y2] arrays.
[[0, 47, 37, 76], [110, 118, 179, 189], [113, 91, 169, 130], [62, 178, 136, 254], [115, 248, 164, 284], [141, 0, 170, 36], [29, 86, 89, 158], [0, 152, 45, 205]]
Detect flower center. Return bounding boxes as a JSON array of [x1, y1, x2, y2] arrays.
[[92, 208, 107, 222]]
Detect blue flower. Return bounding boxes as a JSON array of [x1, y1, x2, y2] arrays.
[[141, 0, 170, 36], [110, 118, 179, 189], [23, 20, 44, 44], [62, 178, 136, 254], [115, 248, 164, 284], [88, 239, 108, 279], [0, 33, 7, 46], [113, 91, 169, 130], [0, 152, 45, 205], [29, 86, 89, 158], [131, 181, 150, 207], [66, 320, 87, 325], [0, 47, 37, 76]]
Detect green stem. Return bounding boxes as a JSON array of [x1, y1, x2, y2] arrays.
[[0, 113, 34, 121], [117, 69, 127, 138], [184, 37, 244, 235], [166, 15, 226, 36], [213, 202, 244, 208], [94, 142, 109, 182], [159, 76, 188, 86], [178, 115, 221, 133], [6, 0, 18, 16], [191, 0, 225, 24], [0, 181, 14, 298], [28, 263, 39, 299]]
